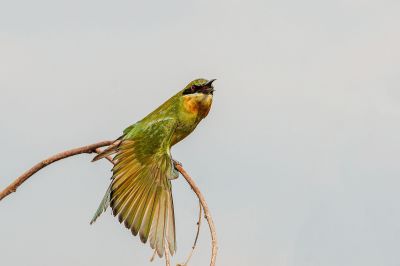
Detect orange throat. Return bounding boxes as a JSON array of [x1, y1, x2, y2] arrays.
[[183, 94, 213, 118]]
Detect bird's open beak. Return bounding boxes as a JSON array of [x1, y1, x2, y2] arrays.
[[203, 79, 216, 94], [205, 79, 217, 87]]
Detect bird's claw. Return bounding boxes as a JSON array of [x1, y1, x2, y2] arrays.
[[172, 159, 182, 167], [169, 159, 182, 180]]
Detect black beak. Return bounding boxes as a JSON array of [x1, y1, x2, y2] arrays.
[[204, 79, 216, 94], [205, 79, 217, 87]]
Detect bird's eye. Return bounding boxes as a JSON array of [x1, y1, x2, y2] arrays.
[[183, 84, 204, 95], [192, 84, 203, 91], [183, 86, 195, 95]]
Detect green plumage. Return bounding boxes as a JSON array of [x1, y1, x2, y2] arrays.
[[91, 78, 215, 257]]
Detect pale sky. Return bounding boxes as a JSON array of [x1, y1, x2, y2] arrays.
[[1, 0, 400, 265]]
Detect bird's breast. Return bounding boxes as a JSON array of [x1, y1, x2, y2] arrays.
[[170, 94, 213, 145]]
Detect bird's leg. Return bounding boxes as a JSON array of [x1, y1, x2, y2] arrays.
[[169, 158, 182, 180]]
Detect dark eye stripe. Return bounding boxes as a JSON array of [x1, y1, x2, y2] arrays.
[[183, 84, 203, 95]]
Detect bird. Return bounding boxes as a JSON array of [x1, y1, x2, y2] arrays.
[[90, 78, 215, 258]]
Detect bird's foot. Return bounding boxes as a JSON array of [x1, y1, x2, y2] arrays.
[[172, 159, 182, 167], [169, 159, 182, 180]]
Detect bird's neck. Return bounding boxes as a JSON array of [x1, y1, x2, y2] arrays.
[[182, 94, 213, 119]]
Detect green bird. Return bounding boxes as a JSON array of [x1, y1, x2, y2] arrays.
[[91, 78, 215, 257]]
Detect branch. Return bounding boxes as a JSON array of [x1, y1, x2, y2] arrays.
[[0, 141, 218, 266], [178, 201, 203, 266], [175, 164, 218, 266], [0, 141, 113, 201]]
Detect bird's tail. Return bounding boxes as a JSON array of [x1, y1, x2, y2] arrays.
[[90, 183, 112, 224], [90, 136, 123, 224]]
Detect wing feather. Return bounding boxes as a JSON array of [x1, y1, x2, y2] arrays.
[[90, 118, 177, 257]]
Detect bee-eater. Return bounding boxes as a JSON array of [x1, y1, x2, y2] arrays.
[[91, 78, 215, 257]]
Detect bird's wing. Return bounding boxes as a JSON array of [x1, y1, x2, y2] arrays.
[[91, 118, 177, 257]]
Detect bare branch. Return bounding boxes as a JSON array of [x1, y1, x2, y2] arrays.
[[94, 148, 114, 164], [178, 201, 203, 266], [175, 164, 218, 266], [0, 141, 113, 201]]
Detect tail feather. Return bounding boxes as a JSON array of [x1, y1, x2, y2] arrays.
[[90, 184, 112, 224], [90, 137, 123, 223]]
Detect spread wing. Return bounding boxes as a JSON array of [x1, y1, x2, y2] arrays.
[[91, 118, 177, 257]]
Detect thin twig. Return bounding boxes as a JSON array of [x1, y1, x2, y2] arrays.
[[94, 148, 114, 164], [0, 141, 113, 201], [175, 164, 218, 266], [178, 201, 203, 266], [0, 141, 218, 266]]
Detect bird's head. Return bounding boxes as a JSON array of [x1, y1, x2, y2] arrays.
[[182, 78, 216, 96], [180, 78, 216, 117]]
